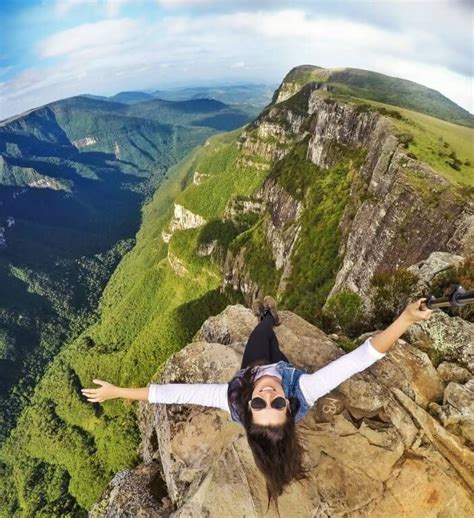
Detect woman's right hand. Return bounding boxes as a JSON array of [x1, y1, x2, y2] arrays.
[[81, 379, 118, 403], [402, 298, 434, 324]]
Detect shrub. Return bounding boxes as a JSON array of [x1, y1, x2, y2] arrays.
[[323, 290, 366, 337], [369, 268, 420, 328], [355, 103, 371, 113], [377, 107, 403, 119], [397, 132, 415, 149]]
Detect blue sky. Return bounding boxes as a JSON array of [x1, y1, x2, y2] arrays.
[[1, 0, 472, 120]]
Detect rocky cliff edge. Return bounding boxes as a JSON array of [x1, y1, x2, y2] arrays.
[[91, 304, 474, 517]]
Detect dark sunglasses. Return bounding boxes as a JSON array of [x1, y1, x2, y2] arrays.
[[249, 396, 287, 411]]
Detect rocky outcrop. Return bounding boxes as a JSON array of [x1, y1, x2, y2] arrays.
[[429, 379, 474, 445], [192, 171, 209, 185], [94, 305, 474, 517], [114, 141, 121, 159], [161, 204, 207, 243], [236, 86, 314, 168], [306, 94, 382, 169], [407, 251, 466, 294], [274, 76, 334, 104], [404, 309, 474, 372], [448, 210, 474, 257], [28, 177, 65, 189], [223, 251, 260, 302], [222, 196, 264, 222], [259, 178, 303, 293], [167, 251, 189, 277], [89, 463, 172, 517], [72, 136, 97, 148]]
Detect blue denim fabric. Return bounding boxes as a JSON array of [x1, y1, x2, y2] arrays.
[[227, 360, 311, 424]]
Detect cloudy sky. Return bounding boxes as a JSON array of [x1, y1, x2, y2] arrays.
[[1, 0, 472, 120]]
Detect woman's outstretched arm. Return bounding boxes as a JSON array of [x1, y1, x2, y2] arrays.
[[298, 298, 433, 406], [81, 381, 149, 402], [81, 380, 230, 413], [370, 298, 432, 353]]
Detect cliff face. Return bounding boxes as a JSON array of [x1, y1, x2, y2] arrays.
[[223, 176, 303, 298], [91, 305, 474, 517], [221, 83, 472, 309], [313, 88, 473, 299]]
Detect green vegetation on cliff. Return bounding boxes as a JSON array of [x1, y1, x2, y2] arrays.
[[0, 138, 244, 517]]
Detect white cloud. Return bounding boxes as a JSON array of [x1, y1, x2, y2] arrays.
[[37, 18, 141, 58], [53, 0, 138, 17], [54, 0, 98, 17], [2, 7, 473, 119], [156, 0, 230, 7]]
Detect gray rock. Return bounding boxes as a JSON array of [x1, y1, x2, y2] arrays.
[[407, 251, 465, 293], [404, 309, 474, 372]]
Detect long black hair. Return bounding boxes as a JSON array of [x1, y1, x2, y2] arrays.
[[233, 359, 310, 514]]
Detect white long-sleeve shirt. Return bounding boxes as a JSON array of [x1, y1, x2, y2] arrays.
[[148, 337, 386, 413]]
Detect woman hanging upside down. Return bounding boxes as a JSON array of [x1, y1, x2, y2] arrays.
[[82, 296, 433, 512]]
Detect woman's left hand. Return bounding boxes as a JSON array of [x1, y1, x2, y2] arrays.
[[81, 379, 118, 403]]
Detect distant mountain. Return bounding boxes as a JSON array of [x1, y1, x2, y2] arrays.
[[273, 65, 473, 127], [79, 83, 276, 110], [109, 91, 156, 104], [151, 84, 277, 108], [0, 93, 256, 444], [123, 97, 256, 130]]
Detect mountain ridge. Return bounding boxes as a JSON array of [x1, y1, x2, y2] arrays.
[[274, 64, 474, 127]]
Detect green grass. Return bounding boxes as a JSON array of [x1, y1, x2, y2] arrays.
[[379, 102, 473, 186], [176, 128, 268, 220]]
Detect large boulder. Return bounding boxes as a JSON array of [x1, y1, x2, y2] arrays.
[[404, 308, 474, 372], [93, 305, 474, 517]]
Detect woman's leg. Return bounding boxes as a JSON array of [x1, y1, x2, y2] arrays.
[[241, 312, 289, 369]]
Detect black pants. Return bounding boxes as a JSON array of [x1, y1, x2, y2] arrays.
[[241, 313, 289, 369]]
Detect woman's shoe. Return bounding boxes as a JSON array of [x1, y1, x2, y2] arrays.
[[263, 295, 280, 326], [252, 299, 265, 320]]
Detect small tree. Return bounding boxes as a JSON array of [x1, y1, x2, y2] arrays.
[[0, 329, 15, 361]]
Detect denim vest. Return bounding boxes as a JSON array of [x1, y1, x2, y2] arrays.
[[227, 360, 311, 424]]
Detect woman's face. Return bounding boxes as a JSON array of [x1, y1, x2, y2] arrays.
[[250, 375, 289, 426]]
